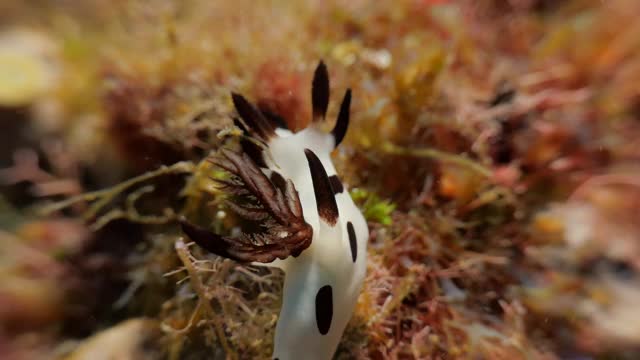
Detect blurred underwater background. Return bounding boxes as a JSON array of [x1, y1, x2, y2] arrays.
[[1, 0, 640, 359]]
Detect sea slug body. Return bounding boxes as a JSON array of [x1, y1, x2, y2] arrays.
[[181, 61, 368, 360]]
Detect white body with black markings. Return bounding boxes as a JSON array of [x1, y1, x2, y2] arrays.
[[181, 61, 367, 360], [269, 128, 368, 359]]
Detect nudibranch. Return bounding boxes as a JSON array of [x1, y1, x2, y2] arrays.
[[181, 61, 368, 360]]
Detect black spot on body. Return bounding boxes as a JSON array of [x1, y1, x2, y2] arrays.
[[315, 285, 333, 335], [347, 221, 357, 262], [304, 149, 339, 225], [328, 175, 344, 194]]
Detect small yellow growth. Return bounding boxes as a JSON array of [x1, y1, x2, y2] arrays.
[[395, 47, 446, 105], [532, 212, 565, 245], [438, 163, 483, 203], [533, 214, 564, 234], [0, 51, 51, 106], [0, 29, 58, 107]]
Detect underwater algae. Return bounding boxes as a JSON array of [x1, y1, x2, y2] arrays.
[[2, 0, 640, 359]]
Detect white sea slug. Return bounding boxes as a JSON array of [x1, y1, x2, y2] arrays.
[[181, 61, 368, 360]]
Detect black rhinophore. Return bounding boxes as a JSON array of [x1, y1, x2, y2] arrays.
[[331, 89, 351, 148], [312, 61, 330, 123]]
